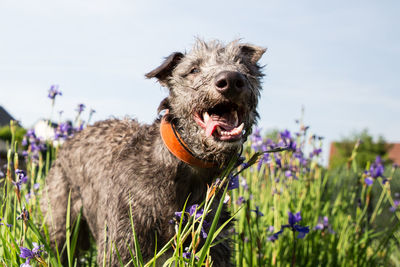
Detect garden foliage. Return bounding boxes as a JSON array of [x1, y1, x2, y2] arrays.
[[0, 88, 399, 266]]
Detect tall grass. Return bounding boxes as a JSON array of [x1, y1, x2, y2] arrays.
[[0, 90, 399, 266]]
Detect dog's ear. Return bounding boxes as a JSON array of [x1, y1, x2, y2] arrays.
[[145, 52, 184, 86], [238, 44, 266, 64]]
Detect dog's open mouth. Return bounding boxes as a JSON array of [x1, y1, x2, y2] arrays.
[[194, 102, 244, 141]]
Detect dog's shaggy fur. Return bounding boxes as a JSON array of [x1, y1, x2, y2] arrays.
[[41, 39, 265, 266]]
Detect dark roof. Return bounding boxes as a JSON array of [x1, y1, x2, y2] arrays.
[[0, 106, 15, 127]]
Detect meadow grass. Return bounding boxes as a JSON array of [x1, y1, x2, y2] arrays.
[[0, 90, 399, 266]]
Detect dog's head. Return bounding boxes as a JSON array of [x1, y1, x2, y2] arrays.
[[146, 39, 266, 166]]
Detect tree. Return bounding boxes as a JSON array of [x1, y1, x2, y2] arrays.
[[329, 129, 390, 169]]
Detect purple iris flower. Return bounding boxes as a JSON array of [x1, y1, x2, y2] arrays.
[[389, 200, 400, 212], [26, 129, 36, 139], [314, 216, 335, 233], [370, 156, 384, 178], [279, 130, 297, 151], [173, 204, 209, 238], [188, 205, 203, 219], [285, 211, 310, 238], [75, 121, 85, 132], [236, 196, 245, 205], [251, 127, 263, 151], [182, 247, 199, 261], [364, 156, 385, 186], [55, 122, 74, 140], [182, 251, 191, 259], [267, 233, 280, 242], [76, 103, 86, 114], [285, 170, 293, 178], [16, 207, 30, 221], [19, 242, 45, 267], [235, 156, 246, 168], [228, 174, 239, 190], [364, 177, 374, 186], [48, 85, 62, 100], [251, 206, 264, 217], [187, 205, 209, 238], [12, 169, 28, 190], [22, 137, 28, 146], [288, 211, 302, 225], [16, 169, 28, 183], [315, 216, 328, 230], [257, 152, 270, 171], [274, 153, 282, 168], [268, 211, 310, 242], [309, 148, 322, 158]]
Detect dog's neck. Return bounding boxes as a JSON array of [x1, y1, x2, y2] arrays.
[[160, 115, 217, 169]]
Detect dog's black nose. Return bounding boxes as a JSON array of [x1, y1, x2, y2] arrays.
[[214, 71, 245, 96]]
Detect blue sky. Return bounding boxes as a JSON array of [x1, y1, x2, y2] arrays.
[[0, 0, 399, 164]]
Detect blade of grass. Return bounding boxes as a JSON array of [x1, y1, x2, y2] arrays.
[[70, 208, 82, 263], [196, 183, 229, 266], [66, 190, 72, 267], [128, 201, 143, 265]]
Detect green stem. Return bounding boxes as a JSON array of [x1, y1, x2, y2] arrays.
[[291, 230, 297, 267]]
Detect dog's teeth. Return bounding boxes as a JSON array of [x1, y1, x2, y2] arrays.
[[217, 126, 222, 135], [232, 110, 239, 126], [203, 112, 210, 123], [236, 123, 244, 133]]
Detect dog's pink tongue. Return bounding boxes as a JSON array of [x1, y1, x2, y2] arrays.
[[205, 120, 220, 137]]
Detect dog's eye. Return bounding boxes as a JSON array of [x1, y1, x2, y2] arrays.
[[189, 67, 200, 74]]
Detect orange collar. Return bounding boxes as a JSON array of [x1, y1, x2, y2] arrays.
[[160, 115, 216, 169]]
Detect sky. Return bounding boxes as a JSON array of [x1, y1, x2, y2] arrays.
[[0, 0, 399, 164]]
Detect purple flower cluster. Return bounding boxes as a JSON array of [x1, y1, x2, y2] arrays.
[[22, 129, 47, 162], [314, 216, 335, 234], [173, 204, 209, 239], [364, 156, 385, 186], [251, 127, 321, 180], [54, 121, 74, 141], [19, 242, 45, 267], [268, 211, 310, 242], [182, 247, 199, 261], [12, 169, 28, 190]]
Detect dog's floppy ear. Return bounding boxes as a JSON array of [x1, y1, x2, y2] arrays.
[[145, 52, 184, 86], [238, 44, 266, 64]]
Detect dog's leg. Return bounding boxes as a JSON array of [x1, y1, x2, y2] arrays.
[[41, 162, 82, 258]]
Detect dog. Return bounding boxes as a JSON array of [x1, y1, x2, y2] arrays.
[[41, 39, 265, 266]]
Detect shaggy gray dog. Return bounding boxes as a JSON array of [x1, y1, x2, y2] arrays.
[[41, 39, 265, 266]]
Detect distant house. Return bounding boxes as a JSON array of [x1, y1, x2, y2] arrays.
[[329, 142, 400, 166], [388, 144, 400, 165], [0, 106, 15, 127]]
